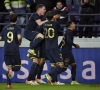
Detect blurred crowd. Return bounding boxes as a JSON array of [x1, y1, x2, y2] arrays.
[[0, 0, 100, 38]]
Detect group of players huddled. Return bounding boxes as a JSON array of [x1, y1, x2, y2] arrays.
[[0, 4, 81, 89]]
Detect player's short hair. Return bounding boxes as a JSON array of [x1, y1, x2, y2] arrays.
[[36, 4, 45, 11], [52, 10, 61, 16], [46, 11, 53, 21], [56, 0, 63, 5], [66, 21, 73, 27], [9, 13, 17, 22]]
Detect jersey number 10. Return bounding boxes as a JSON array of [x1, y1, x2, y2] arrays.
[[7, 31, 13, 43], [44, 28, 54, 38]]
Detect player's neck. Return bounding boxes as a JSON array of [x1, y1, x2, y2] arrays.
[[36, 11, 41, 16], [68, 28, 73, 31], [51, 19, 56, 22], [10, 22, 16, 24]]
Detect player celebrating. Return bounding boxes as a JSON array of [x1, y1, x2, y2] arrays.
[[59, 21, 80, 85], [39, 10, 65, 85], [24, 4, 47, 85], [0, 13, 22, 88]]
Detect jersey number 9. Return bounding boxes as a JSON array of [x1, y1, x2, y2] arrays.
[[7, 31, 13, 43], [44, 28, 54, 38]]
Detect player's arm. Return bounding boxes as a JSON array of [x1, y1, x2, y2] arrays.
[[0, 36, 4, 41], [17, 34, 22, 45], [66, 33, 76, 47], [0, 29, 4, 41], [67, 33, 80, 48], [17, 27, 22, 45], [36, 19, 48, 26]]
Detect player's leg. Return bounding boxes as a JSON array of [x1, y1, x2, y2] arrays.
[[49, 50, 67, 85], [26, 46, 41, 85], [45, 48, 64, 85], [25, 31, 44, 57], [11, 55, 21, 72], [30, 33, 44, 49], [36, 58, 46, 84], [4, 55, 12, 88], [28, 33, 44, 56], [69, 54, 80, 85], [36, 42, 46, 84], [50, 63, 57, 83], [51, 54, 71, 85], [26, 58, 39, 85]]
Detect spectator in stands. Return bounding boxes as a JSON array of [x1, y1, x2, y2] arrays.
[[31, 0, 52, 12], [66, 0, 80, 5], [53, 1, 68, 24], [0, 0, 7, 33], [95, 0, 100, 13], [79, 0, 95, 38], [53, 1, 69, 35], [4, 0, 30, 37]]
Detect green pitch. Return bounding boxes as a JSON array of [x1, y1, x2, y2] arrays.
[[0, 83, 100, 90]]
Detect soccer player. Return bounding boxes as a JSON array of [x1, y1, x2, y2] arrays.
[[40, 10, 64, 85], [24, 4, 47, 85], [0, 13, 22, 88], [59, 21, 80, 85]]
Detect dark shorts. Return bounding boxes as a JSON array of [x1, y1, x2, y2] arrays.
[[62, 53, 75, 67], [4, 55, 21, 66], [24, 30, 39, 41], [40, 40, 47, 59], [46, 47, 63, 63]]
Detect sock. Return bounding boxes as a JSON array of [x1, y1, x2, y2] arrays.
[[49, 65, 61, 77], [12, 66, 20, 72], [50, 66, 57, 82], [30, 38, 43, 49], [6, 72, 11, 85], [58, 67, 67, 74], [27, 62, 39, 81], [51, 67, 67, 82], [71, 65, 76, 81], [37, 62, 45, 79]]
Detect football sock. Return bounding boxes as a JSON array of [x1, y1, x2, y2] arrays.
[[30, 38, 43, 49], [12, 66, 20, 71], [71, 65, 76, 81], [50, 67, 57, 82], [27, 62, 38, 81], [58, 67, 67, 74], [48, 65, 61, 76], [37, 62, 45, 79], [6, 72, 11, 85]]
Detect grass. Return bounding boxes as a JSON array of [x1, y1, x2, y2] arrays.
[[0, 83, 100, 90]]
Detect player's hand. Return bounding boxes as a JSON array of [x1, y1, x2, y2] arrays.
[[75, 44, 80, 48], [10, 11, 14, 14]]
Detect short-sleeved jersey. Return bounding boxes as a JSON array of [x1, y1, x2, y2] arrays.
[[60, 29, 76, 54], [25, 13, 43, 31], [41, 21, 61, 49], [0, 24, 21, 55]]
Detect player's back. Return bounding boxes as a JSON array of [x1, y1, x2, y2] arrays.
[[43, 21, 61, 49], [25, 13, 42, 31], [61, 29, 74, 54], [2, 24, 21, 55]]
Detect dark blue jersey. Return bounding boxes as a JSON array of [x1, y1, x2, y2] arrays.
[[25, 13, 43, 32], [0, 24, 21, 55], [59, 29, 76, 54], [41, 21, 61, 49]]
